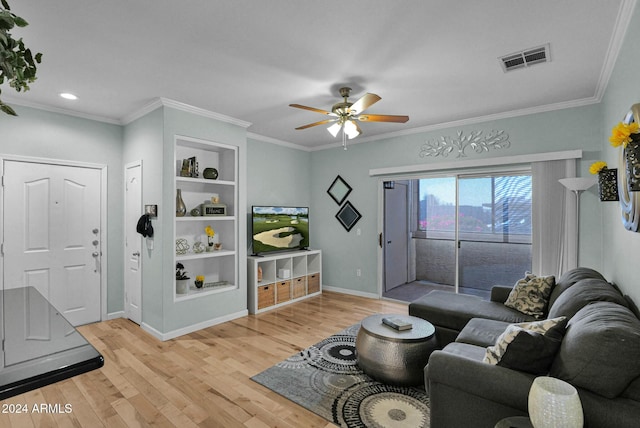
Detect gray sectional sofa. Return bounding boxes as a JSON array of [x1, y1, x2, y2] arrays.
[[408, 267, 640, 428]]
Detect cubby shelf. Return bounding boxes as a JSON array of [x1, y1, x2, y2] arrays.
[[247, 249, 321, 314]]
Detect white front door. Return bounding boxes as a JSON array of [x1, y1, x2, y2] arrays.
[[2, 160, 102, 326], [124, 162, 142, 325]]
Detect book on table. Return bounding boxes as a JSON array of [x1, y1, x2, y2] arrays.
[[382, 317, 413, 331]]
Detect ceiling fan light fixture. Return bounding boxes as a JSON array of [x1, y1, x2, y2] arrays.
[[327, 122, 342, 137], [343, 119, 361, 139]]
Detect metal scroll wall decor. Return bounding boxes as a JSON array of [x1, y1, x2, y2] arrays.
[[419, 129, 511, 158], [616, 104, 640, 232]]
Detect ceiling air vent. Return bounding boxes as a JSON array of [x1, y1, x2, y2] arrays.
[[500, 44, 550, 72]]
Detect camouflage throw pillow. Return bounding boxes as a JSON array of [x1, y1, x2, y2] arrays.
[[504, 273, 555, 319]]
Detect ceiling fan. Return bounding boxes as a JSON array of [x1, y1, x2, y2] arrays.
[[290, 87, 409, 148]]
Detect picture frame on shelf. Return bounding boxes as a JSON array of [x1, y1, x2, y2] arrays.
[[179, 156, 198, 177]]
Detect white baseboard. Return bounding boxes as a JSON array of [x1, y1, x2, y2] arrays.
[[107, 311, 124, 320], [322, 285, 379, 299], [141, 309, 249, 341]]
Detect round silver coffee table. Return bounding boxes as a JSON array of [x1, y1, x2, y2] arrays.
[[355, 314, 436, 386]]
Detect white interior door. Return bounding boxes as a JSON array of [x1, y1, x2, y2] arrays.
[[384, 181, 409, 291], [124, 162, 142, 325], [2, 160, 102, 326]]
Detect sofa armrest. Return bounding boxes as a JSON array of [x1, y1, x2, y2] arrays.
[[427, 349, 535, 410], [490, 285, 513, 303]]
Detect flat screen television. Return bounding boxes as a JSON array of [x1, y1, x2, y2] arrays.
[[251, 206, 309, 254]]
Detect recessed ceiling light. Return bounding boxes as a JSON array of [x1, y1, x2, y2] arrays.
[[59, 92, 78, 100]]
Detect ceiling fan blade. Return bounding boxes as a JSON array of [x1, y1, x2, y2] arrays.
[[357, 114, 409, 123], [350, 93, 381, 114], [295, 118, 337, 130], [289, 103, 335, 116]]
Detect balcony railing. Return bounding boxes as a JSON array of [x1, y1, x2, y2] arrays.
[[414, 237, 531, 293]]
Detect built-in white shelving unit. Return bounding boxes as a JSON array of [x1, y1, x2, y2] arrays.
[[174, 136, 238, 301]]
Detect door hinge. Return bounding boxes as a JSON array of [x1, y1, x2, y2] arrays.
[[1, 242, 3, 256], [1, 175, 4, 187]]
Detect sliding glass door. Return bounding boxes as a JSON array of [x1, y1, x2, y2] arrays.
[[416, 171, 532, 297]]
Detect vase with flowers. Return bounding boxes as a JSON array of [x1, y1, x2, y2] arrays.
[[195, 275, 204, 289], [610, 121, 640, 191], [590, 161, 619, 201], [205, 225, 215, 252]]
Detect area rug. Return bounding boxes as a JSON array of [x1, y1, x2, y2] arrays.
[[251, 323, 430, 428]]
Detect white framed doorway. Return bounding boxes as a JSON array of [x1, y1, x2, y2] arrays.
[[124, 161, 142, 325], [383, 180, 411, 292], [1, 155, 108, 326]]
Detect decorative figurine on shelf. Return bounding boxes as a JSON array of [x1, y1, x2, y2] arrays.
[[175, 238, 189, 255], [203, 167, 218, 180], [214, 243, 222, 251], [201, 193, 227, 216], [192, 241, 205, 254], [180, 159, 190, 177], [205, 225, 215, 252], [195, 275, 204, 289], [176, 263, 190, 294]]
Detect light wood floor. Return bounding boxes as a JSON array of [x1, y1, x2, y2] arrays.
[[0, 291, 408, 428]]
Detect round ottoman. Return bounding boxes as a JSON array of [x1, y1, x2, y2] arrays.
[[355, 314, 436, 386]]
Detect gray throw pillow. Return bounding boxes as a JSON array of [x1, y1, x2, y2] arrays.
[[504, 273, 555, 319]]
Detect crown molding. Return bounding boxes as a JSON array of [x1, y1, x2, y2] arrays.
[[306, 95, 601, 152], [119, 98, 164, 124], [120, 97, 253, 128], [2, 96, 253, 130], [152, 98, 252, 128], [246, 132, 312, 151], [593, 0, 637, 101], [1, 96, 122, 125]]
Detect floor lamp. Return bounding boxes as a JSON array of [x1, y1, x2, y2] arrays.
[[558, 177, 596, 266]]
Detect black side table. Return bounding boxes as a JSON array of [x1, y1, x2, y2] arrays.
[[495, 416, 533, 428]]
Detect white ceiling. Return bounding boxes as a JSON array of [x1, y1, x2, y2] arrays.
[[3, 0, 633, 149]]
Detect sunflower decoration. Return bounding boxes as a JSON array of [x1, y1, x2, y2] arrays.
[[589, 161, 608, 175], [205, 225, 215, 247], [609, 122, 639, 148]]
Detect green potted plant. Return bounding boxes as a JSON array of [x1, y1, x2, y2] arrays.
[[175, 263, 190, 294], [0, 0, 42, 116]]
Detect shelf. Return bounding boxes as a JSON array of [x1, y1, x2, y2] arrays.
[[176, 250, 235, 261], [176, 283, 236, 301], [176, 216, 235, 222], [174, 135, 239, 302], [176, 176, 235, 187], [248, 250, 322, 314]]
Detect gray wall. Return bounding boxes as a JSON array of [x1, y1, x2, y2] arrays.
[[0, 105, 124, 314], [310, 105, 603, 294], [4, 2, 640, 325], [600, 3, 640, 304]]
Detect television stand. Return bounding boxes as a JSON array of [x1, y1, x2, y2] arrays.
[[247, 249, 322, 314]]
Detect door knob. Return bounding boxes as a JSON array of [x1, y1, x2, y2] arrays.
[[92, 252, 99, 257]]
